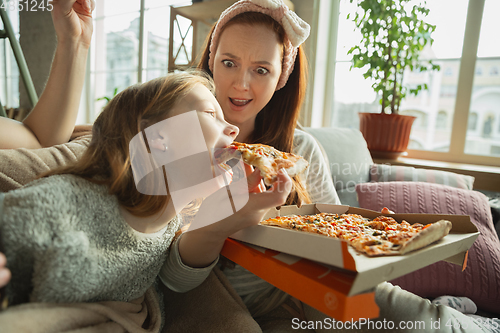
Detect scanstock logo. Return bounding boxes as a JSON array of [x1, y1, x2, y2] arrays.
[[129, 111, 249, 232]]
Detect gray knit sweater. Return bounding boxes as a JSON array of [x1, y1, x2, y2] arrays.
[[0, 174, 215, 306]]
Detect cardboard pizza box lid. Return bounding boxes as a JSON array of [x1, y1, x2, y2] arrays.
[[229, 204, 479, 296], [220, 239, 379, 322]]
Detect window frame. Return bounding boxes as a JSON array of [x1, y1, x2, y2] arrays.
[[84, 0, 194, 123]]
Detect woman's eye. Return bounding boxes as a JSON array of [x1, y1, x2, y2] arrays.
[[256, 67, 269, 75], [222, 60, 235, 68]]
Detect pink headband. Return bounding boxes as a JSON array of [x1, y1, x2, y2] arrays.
[[208, 0, 310, 90]]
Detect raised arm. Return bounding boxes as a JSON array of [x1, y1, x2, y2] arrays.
[[159, 168, 291, 292], [0, 0, 95, 149]]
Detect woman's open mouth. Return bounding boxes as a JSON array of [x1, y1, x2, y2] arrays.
[[229, 98, 252, 107]]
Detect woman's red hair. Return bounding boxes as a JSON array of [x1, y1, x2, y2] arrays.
[[198, 12, 310, 206]]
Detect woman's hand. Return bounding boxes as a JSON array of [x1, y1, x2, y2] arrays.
[[0, 252, 11, 290], [51, 0, 95, 47]]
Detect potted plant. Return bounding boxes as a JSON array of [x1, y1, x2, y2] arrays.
[[347, 0, 440, 158]]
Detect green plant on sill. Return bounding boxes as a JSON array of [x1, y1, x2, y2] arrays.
[[96, 87, 120, 104], [348, 0, 441, 114]]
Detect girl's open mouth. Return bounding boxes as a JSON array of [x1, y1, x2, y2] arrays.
[[213, 145, 237, 164]]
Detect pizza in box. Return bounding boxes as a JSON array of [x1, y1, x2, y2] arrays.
[[216, 141, 451, 256], [260, 212, 452, 257]]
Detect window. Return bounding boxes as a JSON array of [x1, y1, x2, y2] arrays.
[[481, 115, 494, 138], [328, 0, 500, 166], [464, 0, 500, 158], [436, 111, 448, 129], [169, 14, 194, 70], [439, 85, 456, 98], [401, 110, 427, 129], [444, 67, 454, 76], [403, 109, 427, 149], [468, 112, 478, 130], [88, 0, 193, 120]]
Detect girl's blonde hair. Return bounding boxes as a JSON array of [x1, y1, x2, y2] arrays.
[[43, 71, 215, 217]]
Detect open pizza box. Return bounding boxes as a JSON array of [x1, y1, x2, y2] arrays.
[[222, 204, 479, 320]]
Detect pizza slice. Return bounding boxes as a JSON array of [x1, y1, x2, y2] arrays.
[[260, 213, 452, 257], [214, 142, 308, 186]]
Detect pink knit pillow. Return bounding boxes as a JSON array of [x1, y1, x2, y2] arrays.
[[356, 181, 500, 314]]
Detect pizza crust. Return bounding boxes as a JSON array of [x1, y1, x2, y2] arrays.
[[398, 220, 452, 255]]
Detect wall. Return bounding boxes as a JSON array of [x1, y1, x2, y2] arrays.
[[290, 0, 315, 126], [19, 10, 56, 109], [291, 0, 314, 53]]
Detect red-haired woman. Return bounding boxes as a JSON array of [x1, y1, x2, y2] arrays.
[[194, 2, 493, 333], [198, 2, 338, 209], [197, 0, 340, 323]]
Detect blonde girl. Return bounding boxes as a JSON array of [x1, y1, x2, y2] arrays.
[[0, 71, 291, 307]]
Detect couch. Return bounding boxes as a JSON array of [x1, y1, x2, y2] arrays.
[[304, 126, 500, 316], [304, 127, 476, 207], [1, 125, 499, 322]]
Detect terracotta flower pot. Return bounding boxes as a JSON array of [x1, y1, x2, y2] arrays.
[[358, 113, 416, 158]]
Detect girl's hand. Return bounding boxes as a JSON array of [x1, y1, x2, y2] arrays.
[[207, 168, 292, 238], [244, 164, 266, 193], [51, 0, 95, 47], [0, 252, 11, 289], [178, 169, 292, 267]]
